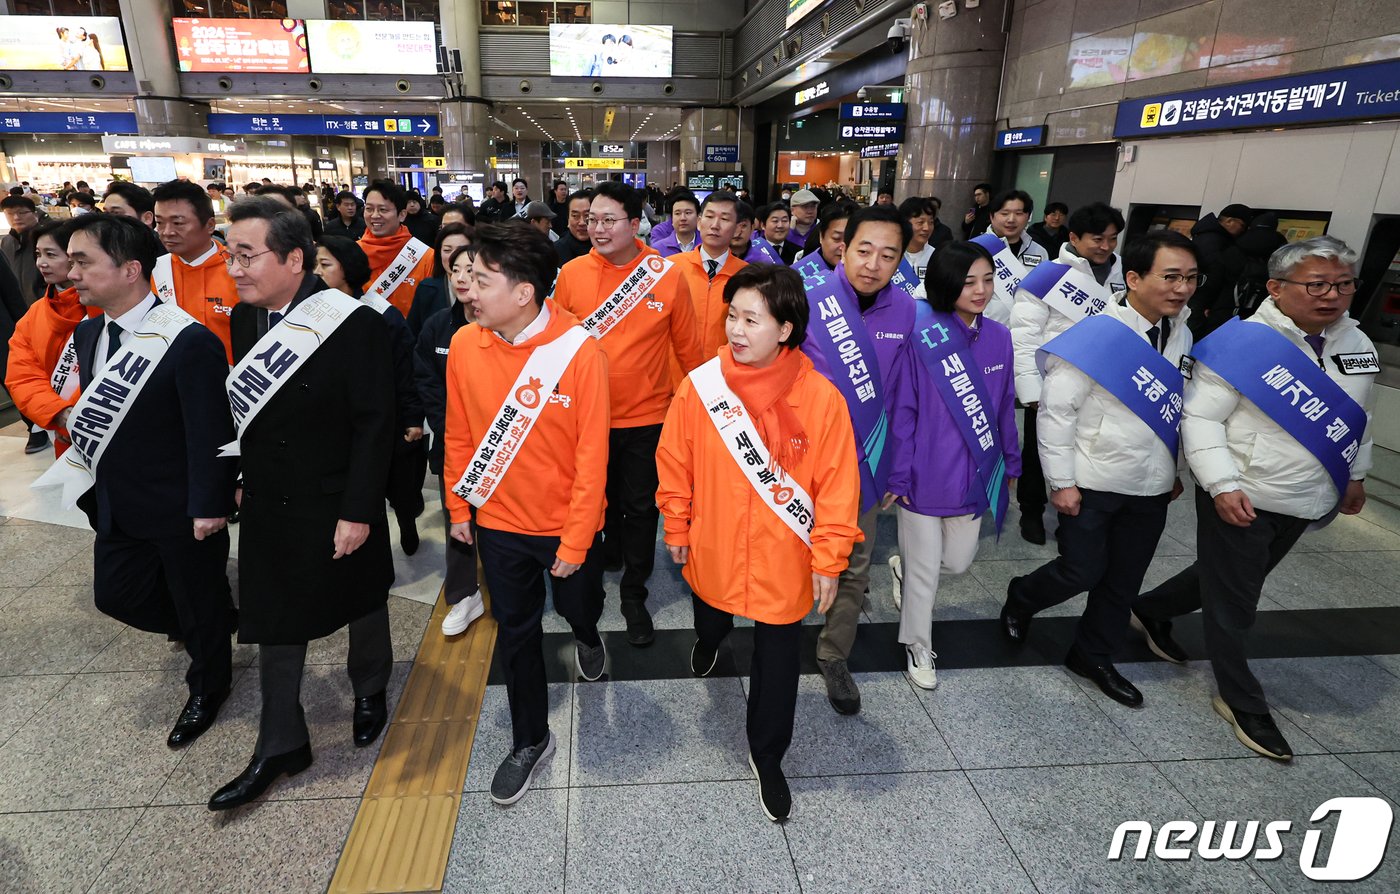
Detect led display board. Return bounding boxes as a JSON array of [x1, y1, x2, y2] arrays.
[[549, 24, 672, 78], [172, 18, 309, 73], [305, 19, 436, 75], [0, 15, 128, 71]]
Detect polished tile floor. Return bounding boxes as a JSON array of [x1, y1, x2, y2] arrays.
[[3, 419, 1400, 892]]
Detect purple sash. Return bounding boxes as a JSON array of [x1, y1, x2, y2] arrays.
[[1191, 317, 1367, 499], [1038, 314, 1183, 455], [891, 258, 919, 298], [910, 302, 1009, 532], [745, 237, 784, 266], [795, 253, 890, 510]]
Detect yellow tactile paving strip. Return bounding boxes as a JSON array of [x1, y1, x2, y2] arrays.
[[329, 587, 497, 894]]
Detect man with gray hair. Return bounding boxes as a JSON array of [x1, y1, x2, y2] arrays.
[[208, 197, 397, 810], [1131, 235, 1375, 761]]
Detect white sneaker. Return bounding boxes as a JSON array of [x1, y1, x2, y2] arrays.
[[443, 591, 484, 636], [905, 644, 937, 690], [890, 555, 903, 611]]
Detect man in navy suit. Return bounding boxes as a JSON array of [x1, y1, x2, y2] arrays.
[[64, 213, 238, 748]]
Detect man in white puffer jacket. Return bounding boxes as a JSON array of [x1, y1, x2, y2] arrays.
[[1132, 235, 1376, 762], [1009, 202, 1127, 545]]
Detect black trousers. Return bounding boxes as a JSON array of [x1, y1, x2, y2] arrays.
[[692, 594, 801, 770], [1017, 406, 1047, 515], [477, 526, 605, 751], [387, 438, 428, 523], [1018, 488, 1170, 664], [437, 475, 478, 605], [256, 604, 393, 756], [603, 424, 662, 615], [93, 525, 234, 697], [1135, 487, 1309, 714]]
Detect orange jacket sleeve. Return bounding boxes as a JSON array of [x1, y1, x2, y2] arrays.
[[655, 379, 696, 548], [557, 342, 611, 565], [552, 263, 579, 312], [667, 273, 704, 376], [5, 314, 75, 430], [442, 327, 476, 525], [807, 392, 862, 578]]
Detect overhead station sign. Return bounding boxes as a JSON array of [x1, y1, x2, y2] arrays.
[[840, 123, 905, 141], [859, 143, 901, 159], [839, 103, 907, 120], [208, 113, 439, 137], [0, 112, 138, 134], [995, 126, 1047, 149], [172, 18, 308, 72], [1115, 58, 1400, 139], [564, 157, 625, 170]]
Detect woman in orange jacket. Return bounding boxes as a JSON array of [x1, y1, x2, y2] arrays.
[[4, 218, 97, 457], [656, 263, 862, 823]]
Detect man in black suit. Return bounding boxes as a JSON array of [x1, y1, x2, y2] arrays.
[[208, 197, 397, 811], [62, 213, 238, 748]]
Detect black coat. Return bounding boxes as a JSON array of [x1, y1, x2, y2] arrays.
[[405, 274, 451, 338], [555, 232, 592, 265], [0, 253, 27, 381], [230, 273, 396, 644], [74, 307, 237, 539], [324, 215, 366, 240], [405, 210, 440, 246], [1188, 214, 1237, 335], [413, 300, 470, 475]]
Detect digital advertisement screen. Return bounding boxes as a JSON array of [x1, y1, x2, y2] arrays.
[[305, 20, 437, 75], [0, 15, 129, 71], [127, 156, 178, 183], [549, 24, 672, 78], [786, 0, 824, 30], [172, 18, 309, 73]]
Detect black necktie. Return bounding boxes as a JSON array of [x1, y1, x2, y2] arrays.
[[106, 320, 123, 360], [269, 310, 284, 329], [706, 259, 718, 281]]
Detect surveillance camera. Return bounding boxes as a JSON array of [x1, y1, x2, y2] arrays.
[[886, 18, 911, 52], [856, 87, 869, 101]]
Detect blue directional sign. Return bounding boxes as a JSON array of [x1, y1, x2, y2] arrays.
[[839, 122, 904, 141], [859, 142, 901, 159], [207, 113, 440, 137], [704, 144, 739, 163], [0, 112, 139, 134], [995, 126, 1046, 150], [1115, 58, 1400, 139], [839, 103, 907, 121]]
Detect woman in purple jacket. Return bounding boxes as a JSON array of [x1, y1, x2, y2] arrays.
[[885, 242, 1022, 689]]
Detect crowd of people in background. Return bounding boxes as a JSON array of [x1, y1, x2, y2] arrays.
[[0, 171, 1378, 825]]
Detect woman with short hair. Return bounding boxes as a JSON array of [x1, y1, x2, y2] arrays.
[[656, 263, 861, 822]]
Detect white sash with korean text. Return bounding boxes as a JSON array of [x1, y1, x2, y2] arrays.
[[360, 293, 393, 315], [220, 289, 362, 457], [49, 333, 80, 401], [367, 237, 429, 302], [690, 358, 814, 548], [152, 253, 176, 304], [33, 302, 197, 507], [581, 254, 674, 338], [452, 325, 591, 508]]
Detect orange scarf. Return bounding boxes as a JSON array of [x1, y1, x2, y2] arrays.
[[359, 225, 412, 277], [49, 285, 94, 323], [719, 344, 809, 472]]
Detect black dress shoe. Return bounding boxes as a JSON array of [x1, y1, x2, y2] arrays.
[[24, 430, 51, 454], [353, 690, 388, 747], [1130, 610, 1188, 664], [623, 608, 655, 647], [1020, 513, 1047, 545], [1000, 578, 1034, 644], [1065, 646, 1143, 708], [207, 742, 313, 811], [167, 688, 230, 748], [1212, 696, 1292, 761]]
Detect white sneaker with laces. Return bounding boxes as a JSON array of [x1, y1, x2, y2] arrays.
[[890, 555, 903, 611], [905, 644, 937, 690], [443, 590, 485, 636]]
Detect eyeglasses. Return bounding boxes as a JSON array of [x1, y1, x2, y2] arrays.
[[224, 248, 275, 269], [1150, 272, 1208, 287], [585, 215, 625, 230], [1279, 278, 1361, 297]]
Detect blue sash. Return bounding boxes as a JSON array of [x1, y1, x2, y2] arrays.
[[1017, 259, 1070, 298], [891, 258, 920, 298], [1192, 317, 1367, 499], [1038, 314, 1183, 455], [910, 302, 1009, 532], [746, 237, 784, 266], [795, 253, 890, 511]]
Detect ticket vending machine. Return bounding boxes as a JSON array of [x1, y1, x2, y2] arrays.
[[1357, 217, 1400, 347]]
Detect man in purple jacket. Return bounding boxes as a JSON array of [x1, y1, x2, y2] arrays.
[[651, 191, 700, 257], [795, 204, 917, 715]]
